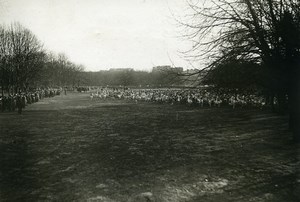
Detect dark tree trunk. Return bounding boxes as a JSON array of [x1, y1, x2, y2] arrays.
[[1, 80, 3, 97], [289, 66, 300, 143], [289, 93, 300, 143], [277, 91, 287, 115], [269, 93, 275, 111]]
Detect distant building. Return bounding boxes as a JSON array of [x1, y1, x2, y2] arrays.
[[109, 68, 134, 72], [152, 66, 183, 73]]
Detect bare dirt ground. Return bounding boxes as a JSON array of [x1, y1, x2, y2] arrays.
[[0, 92, 299, 202]]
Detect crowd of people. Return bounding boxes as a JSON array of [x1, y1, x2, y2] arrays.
[[0, 89, 61, 114], [89, 88, 268, 108], [0, 87, 268, 114]]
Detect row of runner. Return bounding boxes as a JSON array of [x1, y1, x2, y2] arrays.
[[90, 88, 268, 108], [0, 89, 61, 114]]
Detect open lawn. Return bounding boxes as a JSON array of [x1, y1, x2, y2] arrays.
[[0, 92, 299, 202]]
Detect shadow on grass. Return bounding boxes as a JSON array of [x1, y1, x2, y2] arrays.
[[0, 130, 42, 201]]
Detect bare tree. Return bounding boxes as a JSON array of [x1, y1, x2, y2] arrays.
[[0, 23, 85, 93], [0, 25, 9, 96], [39, 52, 84, 88], [6, 22, 44, 92], [179, 0, 300, 141]]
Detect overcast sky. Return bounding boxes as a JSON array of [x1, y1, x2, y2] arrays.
[[0, 0, 195, 71]]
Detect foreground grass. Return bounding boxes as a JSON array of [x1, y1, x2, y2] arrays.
[[0, 93, 299, 202]]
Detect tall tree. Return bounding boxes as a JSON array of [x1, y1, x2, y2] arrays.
[[0, 25, 10, 96], [180, 0, 300, 141], [39, 52, 84, 88], [7, 23, 44, 92]]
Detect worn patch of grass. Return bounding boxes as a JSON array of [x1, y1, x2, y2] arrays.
[[0, 93, 299, 202]]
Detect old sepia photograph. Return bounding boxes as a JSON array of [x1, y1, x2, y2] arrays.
[[0, 0, 299, 201]]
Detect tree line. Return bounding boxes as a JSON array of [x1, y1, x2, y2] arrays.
[[0, 23, 84, 96], [80, 69, 184, 87]]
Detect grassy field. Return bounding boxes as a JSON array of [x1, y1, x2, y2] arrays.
[[0, 92, 299, 202]]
